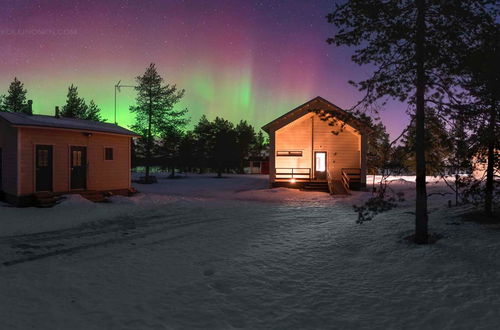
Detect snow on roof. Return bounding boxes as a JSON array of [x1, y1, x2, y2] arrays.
[[0, 112, 138, 136]]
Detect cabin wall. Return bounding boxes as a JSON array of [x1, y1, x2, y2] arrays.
[[18, 127, 131, 195], [275, 115, 313, 179], [0, 120, 18, 196], [273, 113, 361, 181], [311, 114, 361, 179]]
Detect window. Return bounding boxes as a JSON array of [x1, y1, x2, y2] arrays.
[[72, 151, 82, 166], [38, 149, 49, 167], [104, 147, 114, 160], [277, 151, 303, 157]]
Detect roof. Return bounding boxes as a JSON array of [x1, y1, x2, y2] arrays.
[[261, 96, 372, 134], [0, 112, 139, 136]]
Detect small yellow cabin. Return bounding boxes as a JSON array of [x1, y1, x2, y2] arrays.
[[262, 96, 370, 194]]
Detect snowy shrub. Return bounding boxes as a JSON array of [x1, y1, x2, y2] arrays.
[[353, 180, 405, 224], [461, 176, 500, 208]]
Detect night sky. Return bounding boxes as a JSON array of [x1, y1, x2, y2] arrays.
[[0, 0, 406, 138]]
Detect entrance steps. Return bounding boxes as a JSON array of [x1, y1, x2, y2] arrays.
[[32, 192, 63, 208], [79, 191, 109, 203], [301, 181, 329, 193], [331, 180, 349, 195]]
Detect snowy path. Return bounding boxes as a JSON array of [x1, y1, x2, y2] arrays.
[[1, 175, 500, 329]]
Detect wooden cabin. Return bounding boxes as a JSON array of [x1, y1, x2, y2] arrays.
[[0, 111, 138, 206], [262, 96, 370, 195]]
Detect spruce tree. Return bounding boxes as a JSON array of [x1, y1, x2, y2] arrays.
[[61, 84, 88, 119], [85, 100, 104, 122], [4, 78, 30, 114], [0, 95, 6, 112]]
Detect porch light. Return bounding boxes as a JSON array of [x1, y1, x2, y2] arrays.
[[290, 178, 296, 184]]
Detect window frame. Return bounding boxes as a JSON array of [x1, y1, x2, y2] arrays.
[[276, 150, 303, 157], [104, 147, 114, 161]]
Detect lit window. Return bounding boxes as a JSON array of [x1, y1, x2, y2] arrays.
[[277, 151, 303, 157], [105, 148, 114, 160]]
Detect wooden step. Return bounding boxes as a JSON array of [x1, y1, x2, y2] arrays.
[[32, 192, 61, 208], [332, 180, 349, 195], [79, 191, 109, 203], [302, 182, 330, 192]]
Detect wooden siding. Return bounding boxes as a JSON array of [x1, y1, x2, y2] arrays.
[[18, 127, 131, 195], [0, 120, 18, 195], [275, 114, 313, 177], [274, 113, 361, 180]]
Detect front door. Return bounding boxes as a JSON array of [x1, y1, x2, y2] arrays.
[[314, 151, 327, 180], [71, 146, 87, 190], [36, 145, 53, 192]]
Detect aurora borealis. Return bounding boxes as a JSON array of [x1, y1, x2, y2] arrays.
[[0, 0, 405, 137]]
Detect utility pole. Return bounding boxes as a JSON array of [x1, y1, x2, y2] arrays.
[[114, 80, 135, 125]]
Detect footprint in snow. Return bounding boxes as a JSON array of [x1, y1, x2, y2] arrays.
[[203, 269, 215, 276], [209, 280, 233, 294]]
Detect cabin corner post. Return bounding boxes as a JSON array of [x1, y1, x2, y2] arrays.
[[360, 132, 367, 188], [269, 129, 276, 186], [16, 127, 22, 196]]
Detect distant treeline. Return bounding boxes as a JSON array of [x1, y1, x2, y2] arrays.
[[132, 115, 269, 177]]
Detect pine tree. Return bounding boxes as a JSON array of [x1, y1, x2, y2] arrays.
[[3, 78, 30, 114], [193, 115, 214, 173], [130, 63, 186, 182], [357, 113, 391, 176], [460, 23, 499, 216], [212, 117, 238, 178], [445, 112, 472, 206], [61, 84, 88, 119], [252, 130, 268, 157], [178, 131, 197, 172], [327, 0, 496, 243], [402, 109, 453, 176], [160, 127, 185, 178]]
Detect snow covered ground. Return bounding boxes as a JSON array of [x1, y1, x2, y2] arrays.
[[1, 174, 499, 329]]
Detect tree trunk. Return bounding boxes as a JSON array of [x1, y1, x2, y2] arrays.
[[485, 106, 496, 216], [171, 164, 175, 178], [145, 95, 152, 182], [414, 0, 429, 244]]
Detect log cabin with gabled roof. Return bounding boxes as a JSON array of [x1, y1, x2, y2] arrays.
[[0, 107, 139, 206], [262, 96, 371, 195]]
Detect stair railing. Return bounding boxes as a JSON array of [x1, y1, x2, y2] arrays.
[[341, 169, 351, 195], [327, 168, 335, 195], [276, 168, 311, 180]]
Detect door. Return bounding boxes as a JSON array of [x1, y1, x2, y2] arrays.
[[314, 152, 327, 180], [36, 145, 53, 192], [71, 146, 87, 190]]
